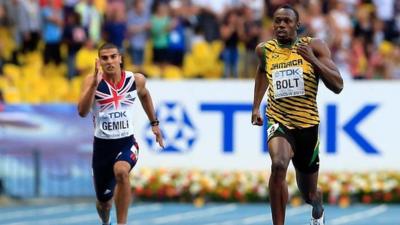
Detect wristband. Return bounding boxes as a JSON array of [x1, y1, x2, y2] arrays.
[[150, 119, 159, 126]]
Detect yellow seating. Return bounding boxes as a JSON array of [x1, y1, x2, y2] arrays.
[[163, 65, 183, 80], [3, 64, 20, 77], [144, 41, 153, 66], [0, 31, 230, 103], [3, 87, 21, 103], [67, 76, 84, 103], [0, 27, 16, 60], [3, 64, 21, 85], [23, 52, 43, 67], [142, 64, 161, 78], [0, 76, 8, 89], [76, 47, 97, 76], [183, 41, 223, 79], [183, 55, 197, 78], [210, 41, 223, 57], [21, 65, 41, 79]]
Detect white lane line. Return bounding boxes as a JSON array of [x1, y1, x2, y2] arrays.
[[59, 203, 162, 225], [3, 204, 162, 225], [243, 205, 309, 224], [130, 204, 238, 225], [329, 204, 388, 225], [58, 203, 162, 225], [203, 205, 309, 225], [1, 203, 92, 221], [153, 204, 237, 224]]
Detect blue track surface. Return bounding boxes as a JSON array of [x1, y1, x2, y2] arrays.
[[0, 202, 399, 225]]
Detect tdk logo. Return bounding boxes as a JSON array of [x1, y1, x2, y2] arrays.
[[145, 101, 379, 155], [201, 103, 380, 155], [144, 102, 197, 152]]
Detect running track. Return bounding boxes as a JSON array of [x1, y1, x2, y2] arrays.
[[0, 202, 399, 225]]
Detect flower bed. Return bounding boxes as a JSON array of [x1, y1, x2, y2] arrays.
[[130, 168, 400, 204]]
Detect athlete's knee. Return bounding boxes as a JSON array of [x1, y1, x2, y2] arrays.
[[114, 161, 131, 183], [270, 159, 289, 174], [97, 200, 112, 211], [114, 167, 130, 183], [270, 160, 289, 183]]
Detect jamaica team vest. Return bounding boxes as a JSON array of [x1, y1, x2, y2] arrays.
[[263, 37, 319, 129]]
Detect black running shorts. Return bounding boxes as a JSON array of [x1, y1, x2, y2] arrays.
[[267, 120, 320, 173]]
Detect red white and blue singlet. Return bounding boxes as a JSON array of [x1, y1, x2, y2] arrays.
[[92, 71, 137, 139]]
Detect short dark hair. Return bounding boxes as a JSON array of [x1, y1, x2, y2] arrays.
[[98, 43, 119, 55], [275, 4, 299, 22]]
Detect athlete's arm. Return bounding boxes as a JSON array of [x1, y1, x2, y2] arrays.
[[297, 38, 343, 94], [77, 59, 102, 117], [135, 73, 164, 148], [251, 42, 269, 126]]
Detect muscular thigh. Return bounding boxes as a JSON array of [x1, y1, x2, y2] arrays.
[[267, 121, 294, 165], [267, 121, 319, 173], [292, 125, 320, 174]]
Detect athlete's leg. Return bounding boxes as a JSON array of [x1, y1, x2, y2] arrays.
[[96, 199, 113, 224], [268, 136, 294, 225], [113, 161, 132, 224], [292, 125, 324, 220], [296, 170, 324, 219], [92, 154, 115, 225]]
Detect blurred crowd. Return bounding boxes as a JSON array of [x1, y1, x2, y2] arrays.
[[0, 0, 399, 92]]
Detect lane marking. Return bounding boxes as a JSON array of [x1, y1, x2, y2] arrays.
[[131, 204, 238, 225], [3, 204, 161, 225], [203, 205, 309, 225], [330, 204, 388, 225], [1, 203, 92, 221], [243, 205, 309, 224]]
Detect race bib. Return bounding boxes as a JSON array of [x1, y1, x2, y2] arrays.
[[272, 66, 305, 99], [98, 110, 132, 138]]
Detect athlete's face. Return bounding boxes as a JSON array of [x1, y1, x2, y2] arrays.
[[99, 48, 121, 74], [273, 8, 299, 44]]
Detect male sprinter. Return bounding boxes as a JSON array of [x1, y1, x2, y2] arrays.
[[251, 5, 343, 225], [78, 43, 164, 225]]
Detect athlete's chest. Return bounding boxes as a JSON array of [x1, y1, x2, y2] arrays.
[[266, 47, 314, 99], [95, 76, 137, 112], [267, 46, 304, 67]]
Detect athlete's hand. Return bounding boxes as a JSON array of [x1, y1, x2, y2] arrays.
[[92, 58, 103, 86], [152, 125, 165, 149], [251, 111, 263, 126], [297, 43, 318, 65]]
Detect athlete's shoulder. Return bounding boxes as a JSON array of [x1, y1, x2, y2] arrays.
[[305, 37, 331, 56], [256, 40, 274, 56], [255, 42, 264, 49], [131, 72, 146, 88], [300, 36, 327, 47], [257, 39, 278, 49], [265, 38, 278, 45], [257, 39, 279, 55], [309, 37, 328, 47], [123, 70, 145, 81]]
